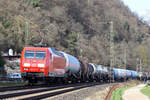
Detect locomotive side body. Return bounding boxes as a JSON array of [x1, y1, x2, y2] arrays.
[[48, 48, 66, 77]]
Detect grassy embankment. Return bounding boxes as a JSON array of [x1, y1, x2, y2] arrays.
[[0, 82, 25, 87], [111, 84, 136, 100], [141, 85, 150, 99]]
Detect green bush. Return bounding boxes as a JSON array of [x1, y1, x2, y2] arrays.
[[2, 13, 12, 29], [124, 21, 130, 32], [24, 0, 40, 7], [31, 0, 40, 7], [68, 32, 78, 55]]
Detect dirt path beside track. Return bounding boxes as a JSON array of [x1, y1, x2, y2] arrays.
[[122, 84, 149, 100]]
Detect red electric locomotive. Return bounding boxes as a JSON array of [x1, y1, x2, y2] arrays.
[[20, 47, 66, 83]]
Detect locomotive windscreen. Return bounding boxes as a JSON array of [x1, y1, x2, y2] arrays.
[[24, 50, 46, 59], [24, 51, 34, 59], [35, 51, 46, 59]]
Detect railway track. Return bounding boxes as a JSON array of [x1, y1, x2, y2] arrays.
[[0, 85, 42, 92], [0, 82, 114, 100], [0, 83, 67, 92]]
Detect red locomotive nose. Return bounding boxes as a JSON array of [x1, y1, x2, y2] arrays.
[[21, 47, 47, 76]]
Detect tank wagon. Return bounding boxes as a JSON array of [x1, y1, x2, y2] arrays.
[[113, 68, 124, 81], [131, 71, 137, 79], [61, 52, 80, 78], [136, 72, 142, 80], [126, 70, 132, 80], [20, 47, 150, 84], [79, 61, 94, 82], [94, 65, 110, 82]]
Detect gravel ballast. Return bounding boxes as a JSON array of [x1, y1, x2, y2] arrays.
[[43, 84, 111, 100]]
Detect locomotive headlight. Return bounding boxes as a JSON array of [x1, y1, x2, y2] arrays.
[[38, 64, 44, 67], [24, 63, 30, 67]]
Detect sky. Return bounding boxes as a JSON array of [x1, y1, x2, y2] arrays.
[[121, 0, 150, 22]]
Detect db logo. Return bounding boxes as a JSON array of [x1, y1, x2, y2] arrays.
[[31, 64, 36, 67]]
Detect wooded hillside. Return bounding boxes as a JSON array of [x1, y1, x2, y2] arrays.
[[0, 0, 150, 71]]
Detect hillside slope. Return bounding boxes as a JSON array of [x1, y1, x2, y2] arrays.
[[0, 0, 150, 70]]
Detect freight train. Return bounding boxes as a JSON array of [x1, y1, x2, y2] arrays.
[[20, 47, 150, 84]]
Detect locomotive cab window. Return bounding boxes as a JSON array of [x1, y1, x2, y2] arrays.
[[24, 50, 34, 59], [24, 50, 46, 59], [35, 51, 46, 59]]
